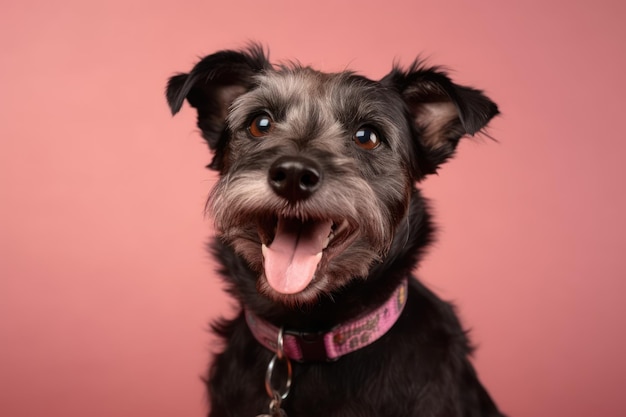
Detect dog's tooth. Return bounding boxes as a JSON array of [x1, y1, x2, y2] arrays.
[[261, 244, 268, 258]]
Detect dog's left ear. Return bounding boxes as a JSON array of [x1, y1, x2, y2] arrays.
[[381, 63, 499, 176]]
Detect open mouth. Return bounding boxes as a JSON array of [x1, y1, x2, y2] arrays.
[[259, 216, 351, 295]]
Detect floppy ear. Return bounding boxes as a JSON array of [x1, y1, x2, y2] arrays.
[[166, 44, 271, 150], [381, 62, 499, 176]]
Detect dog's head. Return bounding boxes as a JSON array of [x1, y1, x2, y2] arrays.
[[167, 45, 498, 306]]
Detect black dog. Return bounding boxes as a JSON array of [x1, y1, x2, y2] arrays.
[[166, 44, 505, 417]]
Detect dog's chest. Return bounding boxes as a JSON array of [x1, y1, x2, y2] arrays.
[[208, 291, 465, 417]]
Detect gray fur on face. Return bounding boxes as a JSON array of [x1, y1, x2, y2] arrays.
[[209, 68, 413, 305]]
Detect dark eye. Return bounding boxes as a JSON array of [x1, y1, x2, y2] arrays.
[[248, 114, 274, 138], [354, 126, 381, 150]]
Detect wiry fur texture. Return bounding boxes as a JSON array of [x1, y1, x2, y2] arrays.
[[166, 44, 505, 417]]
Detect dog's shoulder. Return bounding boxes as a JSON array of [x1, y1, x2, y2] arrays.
[[398, 277, 475, 362]]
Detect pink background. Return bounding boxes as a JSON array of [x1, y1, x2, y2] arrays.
[[1, 1, 625, 416]]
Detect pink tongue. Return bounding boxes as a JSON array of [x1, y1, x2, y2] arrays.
[[263, 218, 332, 294]]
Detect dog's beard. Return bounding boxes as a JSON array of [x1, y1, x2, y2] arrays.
[[208, 168, 402, 306]]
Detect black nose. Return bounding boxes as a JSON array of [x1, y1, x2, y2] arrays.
[[268, 156, 322, 201]]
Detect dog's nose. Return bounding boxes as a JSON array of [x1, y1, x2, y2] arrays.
[[268, 156, 322, 201]]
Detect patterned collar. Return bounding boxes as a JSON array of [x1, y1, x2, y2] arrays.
[[245, 278, 408, 362]]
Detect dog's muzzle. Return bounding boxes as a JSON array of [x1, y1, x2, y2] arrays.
[[260, 156, 332, 295]]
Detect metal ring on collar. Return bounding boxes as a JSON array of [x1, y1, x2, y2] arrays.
[[264, 327, 292, 400]]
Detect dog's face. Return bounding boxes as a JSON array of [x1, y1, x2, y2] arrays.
[[167, 45, 498, 306], [210, 69, 413, 305]]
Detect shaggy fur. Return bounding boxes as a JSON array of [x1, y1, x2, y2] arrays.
[[166, 44, 505, 417]]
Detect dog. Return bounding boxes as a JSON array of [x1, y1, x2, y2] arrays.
[[166, 44, 505, 417]]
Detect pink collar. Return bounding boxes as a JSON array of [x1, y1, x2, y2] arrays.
[[245, 278, 408, 362]]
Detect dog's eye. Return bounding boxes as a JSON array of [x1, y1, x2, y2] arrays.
[[354, 127, 381, 150], [248, 114, 274, 138]]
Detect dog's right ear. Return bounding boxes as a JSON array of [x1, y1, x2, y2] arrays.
[[166, 44, 271, 151]]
